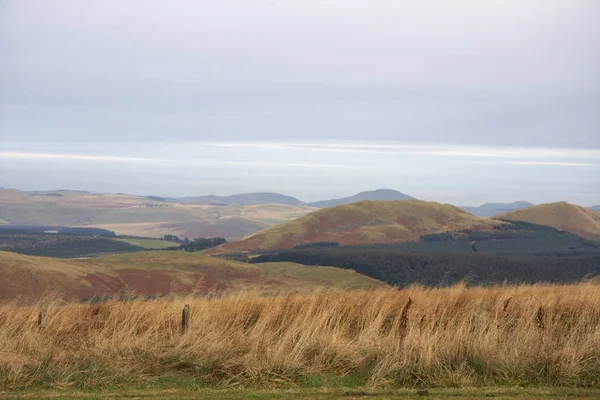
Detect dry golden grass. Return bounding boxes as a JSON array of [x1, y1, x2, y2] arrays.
[[1, 283, 599, 389]]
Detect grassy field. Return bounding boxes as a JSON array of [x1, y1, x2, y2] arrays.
[[4, 387, 600, 399], [1, 283, 599, 392], [112, 238, 176, 249]]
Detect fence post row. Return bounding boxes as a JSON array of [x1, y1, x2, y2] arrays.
[[182, 304, 190, 333]]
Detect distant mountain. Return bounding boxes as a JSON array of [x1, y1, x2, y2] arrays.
[[308, 189, 414, 208], [207, 200, 500, 254], [460, 201, 534, 217], [590, 205, 600, 213], [497, 202, 600, 240], [177, 192, 306, 206]]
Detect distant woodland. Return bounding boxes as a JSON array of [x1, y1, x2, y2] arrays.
[[250, 223, 600, 286], [252, 249, 600, 286], [0, 226, 227, 258]]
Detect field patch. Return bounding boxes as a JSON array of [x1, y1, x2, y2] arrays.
[[112, 238, 176, 249]]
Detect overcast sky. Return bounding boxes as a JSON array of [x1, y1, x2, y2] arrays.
[[1, 0, 599, 205]]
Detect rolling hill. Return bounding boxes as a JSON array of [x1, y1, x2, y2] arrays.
[[460, 201, 534, 217], [496, 202, 600, 240], [207, 200, 502, 254], [308, 189, 414, 208], [591, 205, 600, 213], [0, 251, 383, 302]]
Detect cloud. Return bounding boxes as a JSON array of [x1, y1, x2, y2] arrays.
[[0, 151, 354, 169], [498, 161, 600, 167], [207, 141, 600, 162]]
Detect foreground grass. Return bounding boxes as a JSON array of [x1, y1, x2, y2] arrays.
[[4, 387, 600, 399], [1, 284, 600, 390]]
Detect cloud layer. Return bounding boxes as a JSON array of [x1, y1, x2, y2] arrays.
[[1, 1, 598, 204]]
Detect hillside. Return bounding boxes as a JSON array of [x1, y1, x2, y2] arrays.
[[208, 200, 502, 253], [308, 189, 414, 208], [497, 202, 600, 240], [591, 205, 600, 213], [0, 189, 314, 240], [0, 251, 383, 302], [460, 201, 534, 217]]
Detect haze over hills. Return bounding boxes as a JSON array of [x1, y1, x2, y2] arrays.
[[0, 187, 416, 239], [496, 202, 600, 240], [208, 200, 502, 254], [0, 188, 314, 240], [460, 201, 535, 217], [591, 205, 600, 213], [0, 251, 383, 302], [307, 189, 414, 208]]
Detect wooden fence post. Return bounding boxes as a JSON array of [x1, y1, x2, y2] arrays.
[[181, 304, 190, 333], [38, 311, 47, 328], [399, 297, 412, 344]]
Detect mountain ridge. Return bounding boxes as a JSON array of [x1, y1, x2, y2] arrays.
[[176, 192, 306, 206], [460, 201, 534, 217]]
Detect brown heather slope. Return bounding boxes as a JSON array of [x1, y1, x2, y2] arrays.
[[496, 201, 600, 240], [0, 251, 383, 302], [208, 200, 502, 254]]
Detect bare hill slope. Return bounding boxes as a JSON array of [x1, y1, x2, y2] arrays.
[[496, 202, 600, 240], [209, 200, 502, 253]]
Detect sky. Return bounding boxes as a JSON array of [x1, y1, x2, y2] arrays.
[[1, 0, 599, 205]]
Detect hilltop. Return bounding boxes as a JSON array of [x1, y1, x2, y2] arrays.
[[0, 251, 383, 302], [460, 201, 534, 217], [208, 200, 501, 253], [497, 202, 600, 240], [308, 189, 414, 208]]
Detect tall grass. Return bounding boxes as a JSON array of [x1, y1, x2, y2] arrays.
[[1, 283, 600, 389]]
